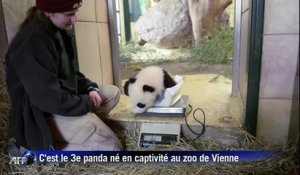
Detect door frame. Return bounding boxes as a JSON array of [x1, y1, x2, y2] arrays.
[[108, 0, 266, 136], [244, 0, 265, 136]]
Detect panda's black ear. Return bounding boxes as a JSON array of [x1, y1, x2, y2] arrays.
[[123, 78, 136, 96], [129, 77, 136, 83], [163, 70, 176, 88], [143, 85, 155, 93]]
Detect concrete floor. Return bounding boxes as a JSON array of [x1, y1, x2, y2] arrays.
[[108, 74, 245, 145]]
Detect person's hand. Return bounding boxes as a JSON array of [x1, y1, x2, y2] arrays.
[[89, 91, 102, 111]]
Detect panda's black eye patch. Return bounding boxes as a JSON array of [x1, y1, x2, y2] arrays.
[[143, 85, 155, 93], [137, 103, 146, 108]]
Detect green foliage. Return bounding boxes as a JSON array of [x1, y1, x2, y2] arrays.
[[190, 26, 234, 65], [119, 25, 234, 67], [119, 42, 142, 63], [119, 41, 192, 65]]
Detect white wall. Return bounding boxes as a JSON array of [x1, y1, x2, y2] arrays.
[[256, 0, 299, 145]]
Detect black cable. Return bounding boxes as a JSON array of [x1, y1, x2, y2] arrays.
[[184, 104, 206, 140]]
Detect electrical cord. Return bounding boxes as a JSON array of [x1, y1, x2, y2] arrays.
[[185, 104, 206, 140]]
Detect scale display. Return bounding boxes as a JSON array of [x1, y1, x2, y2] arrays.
[[138, 123, 181, 148]]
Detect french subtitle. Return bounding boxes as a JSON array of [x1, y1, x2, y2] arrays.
[[16, 153, 240, 164], [134, 153, 169, 164], [29, 151, 276, 164]]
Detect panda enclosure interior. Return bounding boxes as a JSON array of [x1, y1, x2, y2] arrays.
[[119, 0, 234, 79], [119, 0, 234, 80], [110, 0, 241, 143]]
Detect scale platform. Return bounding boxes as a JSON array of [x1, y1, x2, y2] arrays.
[[136, 95, 189, 117]]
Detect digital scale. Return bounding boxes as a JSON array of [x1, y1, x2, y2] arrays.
[[137, 95, 189, 147], [138, 122, 181, 148]]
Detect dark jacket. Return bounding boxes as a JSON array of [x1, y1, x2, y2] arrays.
[[5, 11, 97, 150]]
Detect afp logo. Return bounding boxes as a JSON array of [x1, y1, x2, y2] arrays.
[[9, 150, 36, 165]]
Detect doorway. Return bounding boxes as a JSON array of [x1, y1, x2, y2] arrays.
[[108, 0, 247, 139]]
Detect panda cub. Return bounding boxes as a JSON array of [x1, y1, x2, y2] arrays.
[[124, 66, 176, 113]]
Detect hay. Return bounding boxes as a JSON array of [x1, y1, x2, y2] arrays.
[[0, 72, 299, 175]]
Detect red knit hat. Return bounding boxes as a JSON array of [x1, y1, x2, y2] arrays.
[[36, 0, 83, 13]]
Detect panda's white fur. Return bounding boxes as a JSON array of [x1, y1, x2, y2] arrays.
[[124, 66, 176, 113]]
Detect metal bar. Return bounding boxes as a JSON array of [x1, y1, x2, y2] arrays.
[[245, 0, 265, 136], [108, 0, 121, 87], [232, 0, 242, 96]]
